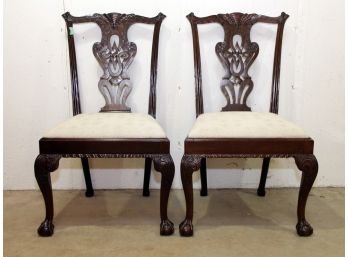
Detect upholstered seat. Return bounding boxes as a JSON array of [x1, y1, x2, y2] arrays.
[[44, 113, 166, 139], [188, 112, 308, 138]]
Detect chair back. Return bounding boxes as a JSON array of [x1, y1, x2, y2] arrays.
[[187, 12, 288, 116], [62, 12, 166, 117]]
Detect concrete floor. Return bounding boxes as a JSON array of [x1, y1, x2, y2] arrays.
[[4, 188, 344, 257]]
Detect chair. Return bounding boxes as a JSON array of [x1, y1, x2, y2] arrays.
[[34, 12, 175, 237], [179, 12, 318, 237]]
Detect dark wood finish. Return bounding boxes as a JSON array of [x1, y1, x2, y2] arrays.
[[181, 12, 318, 237], [187, 15, 204, 117], [63, 18, 81, 116], [80, 157, 93, 196], [81, 157, 94, 197], [143, 157, 152, 196], [270, 17, 287, 114], [200, 158, 207, 196], [179, 155, 202, 236], [153, 155, 175, 235], [257, 157, 270, 196], [39, 138, 169, 155], [185, 138, 314, 155], [34, 12, 174, 237], [35, 152, 175, 237], [148, 18, 164, 118], [35, 154, 61, 237], [294, 154, 318, 236]]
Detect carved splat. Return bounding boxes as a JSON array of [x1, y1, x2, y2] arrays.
[[62, 12, 165, 113], [92, 13, 137, 112], [216, 13, 260, 111]]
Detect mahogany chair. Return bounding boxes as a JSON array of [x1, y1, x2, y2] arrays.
[[179, 12, 318, 237], [34, 12, 175, 237]]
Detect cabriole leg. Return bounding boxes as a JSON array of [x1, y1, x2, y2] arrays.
[[257, 157, 270, 196], [34, 154, 61, 237], [294, 154, 318, 236], [179, 155, 202, 237], [153, 155, 175, 236]]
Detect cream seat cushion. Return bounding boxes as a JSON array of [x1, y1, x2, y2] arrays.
[[188, 112, 308, 138], [44, 113, 166, 138]]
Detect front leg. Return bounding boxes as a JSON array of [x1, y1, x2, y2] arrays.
[[179, 154, 202, 237], [294, 154, 318, 236], [34, 154, 61, 237], [153, 155, 175, 236]]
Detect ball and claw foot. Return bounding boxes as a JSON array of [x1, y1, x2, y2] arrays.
[[37, 220, 54, 237], [85, 190, 94, 198], [296, 220, 313, 236], [179, 219, 193, 237], [257, 188, 266, 197], [160, 219, 174, 236]]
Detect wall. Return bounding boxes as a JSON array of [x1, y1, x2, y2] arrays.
[[4, 0, 344, 189]]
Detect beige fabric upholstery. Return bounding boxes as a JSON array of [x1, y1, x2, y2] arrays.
[[188, 112, 308, 138], [44, 113, 166, 138]]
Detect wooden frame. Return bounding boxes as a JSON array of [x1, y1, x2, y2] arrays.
[[34, 12, 175, 237], [180, 12, 318, 237]]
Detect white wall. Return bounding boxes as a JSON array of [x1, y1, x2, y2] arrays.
[[4, 0, 344, 190]]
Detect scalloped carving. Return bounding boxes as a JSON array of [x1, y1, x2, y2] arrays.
[[219, 13, 260, 26]]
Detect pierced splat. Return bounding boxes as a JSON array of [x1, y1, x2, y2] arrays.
[[216, 13, 261, 111], [62, 12, 166, 113], [216, 34, 259, 111], [93, 26, 137, 112]]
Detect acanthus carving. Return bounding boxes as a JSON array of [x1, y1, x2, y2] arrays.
[[153, 155, 175, 172], [219, 13, 260, 27], [293, 154, 319, 175], [216, 13, 260, 111], [181, 155, 202, 172], [34, 154, 61, 174]]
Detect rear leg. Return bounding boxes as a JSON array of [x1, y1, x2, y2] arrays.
[[257, 157, 270, 196], [81, 157, 94, 197]]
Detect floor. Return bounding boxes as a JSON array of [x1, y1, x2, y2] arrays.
[[4, 188, 344, 257]]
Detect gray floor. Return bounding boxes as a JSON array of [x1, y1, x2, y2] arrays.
[[4, 188, 344, 257]]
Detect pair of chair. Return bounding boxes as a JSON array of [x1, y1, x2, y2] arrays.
[[34, 11, 318, 238]]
